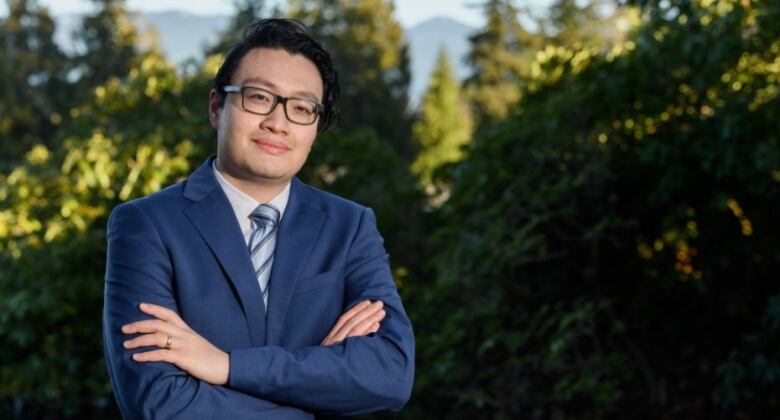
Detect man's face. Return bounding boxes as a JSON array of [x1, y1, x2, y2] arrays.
[[209, 47, 323, 185]]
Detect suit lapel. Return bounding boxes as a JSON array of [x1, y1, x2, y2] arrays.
[[182, 158, 267, 346], [266, 178, 325, 345]]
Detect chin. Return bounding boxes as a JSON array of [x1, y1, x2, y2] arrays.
[[249, 166, 289, 181]]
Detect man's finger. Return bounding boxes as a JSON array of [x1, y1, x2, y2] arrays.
[[329, 302, 384, 343], [328, 300, 371, 336], [321, 300, 372, 344], [343, 309, 385, 339], [138, 303, 189, 329], [123, 332, 170, 350], [121, 319, 176, 336], [322, 308, 385, 345], [132, 349, 176, 363]]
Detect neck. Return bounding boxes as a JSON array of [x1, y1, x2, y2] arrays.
[[215, 160, 288, 203]]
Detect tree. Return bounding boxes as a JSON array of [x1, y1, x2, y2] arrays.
[[410, 0, 780, 417], [0, 52, 215, 418], [546, 0, 632, 50], [412, 46, 473, 191], [290, 0, 414, 158], [548, 0, 604, 47], [72, 0, 142, 97], [464, 0, 539, 129], [0, 0, 71, 163]]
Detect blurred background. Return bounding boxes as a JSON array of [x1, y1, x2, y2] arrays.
[[1, 0, 778, 418]]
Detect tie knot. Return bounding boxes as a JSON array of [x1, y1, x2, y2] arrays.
[[249, 203, 280, 228]]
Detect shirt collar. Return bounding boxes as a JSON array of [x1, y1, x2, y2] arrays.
[[212, 160, 290, 230]]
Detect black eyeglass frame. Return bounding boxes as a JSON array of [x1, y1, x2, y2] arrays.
[[222, 84, 323, 126]]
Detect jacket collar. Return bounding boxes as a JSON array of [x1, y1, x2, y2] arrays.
[[265, 177, 326, 345], [182, 157, 326, 345], [183, 157, 268, 345]]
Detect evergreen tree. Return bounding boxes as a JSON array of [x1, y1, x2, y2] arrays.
[[411, 0, 780, 417], [548, 0, 599, 46], [73, 0, 141, 95], [0, 0, 71, 163], [290, 0, 414, 158], [465, 0, 539, 129], [547, 0, 627, 49], [412, 46, 473, 190]]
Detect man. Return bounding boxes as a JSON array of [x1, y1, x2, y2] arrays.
[[103, 18, 414, 419]]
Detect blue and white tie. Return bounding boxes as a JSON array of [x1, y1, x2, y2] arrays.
[[248, 204, 280, 309]]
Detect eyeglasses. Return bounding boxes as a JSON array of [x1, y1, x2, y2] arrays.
[[222, 85, 322, 126]]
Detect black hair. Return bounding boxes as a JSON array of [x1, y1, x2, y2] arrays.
[[213, 18, 339, 132]]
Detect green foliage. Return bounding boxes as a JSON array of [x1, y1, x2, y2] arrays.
[[0, 0, 148, 165], [465, 0, 540, 128], [0, 52, 214, 417], [546, 0, 624, 49], [718, 293, 780, 409], [2, 0, 779, 418], [411, 47, 473, 188], [412, 0, 780, 417], [71, 0, 144, 105], [0, 0, 72, 162]]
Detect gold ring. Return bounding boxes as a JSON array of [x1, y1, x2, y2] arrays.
[[164, 335, 173, 350]]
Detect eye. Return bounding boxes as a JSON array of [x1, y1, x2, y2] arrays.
[[294, 105, 314, 116], [247, 90, 272, 103], [288, 99, 316, 116]]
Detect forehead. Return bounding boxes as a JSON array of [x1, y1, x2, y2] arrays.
[[233, 47, 324, 101]]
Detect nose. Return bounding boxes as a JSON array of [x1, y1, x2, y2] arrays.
[[259, 101, 289, 134]]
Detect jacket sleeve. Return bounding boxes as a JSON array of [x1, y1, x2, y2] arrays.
[[227, 207, 415, 416], [103, 201, 313, 420]]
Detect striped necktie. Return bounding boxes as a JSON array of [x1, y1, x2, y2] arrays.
[[248, 203, 280, 309]]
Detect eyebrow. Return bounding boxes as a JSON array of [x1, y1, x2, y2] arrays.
[[239, 76, 322, 103]]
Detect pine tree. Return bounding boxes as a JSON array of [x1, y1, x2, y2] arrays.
[[290, 0, 414, 158], [412, 46, 473, 189], [73, 0, 141, 92], [0, 0, 72, 163], [547, 0, 624, 49], [465, 0, 539, 129]]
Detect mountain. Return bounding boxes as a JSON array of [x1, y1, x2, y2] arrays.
[[53, 13, 475, 107]]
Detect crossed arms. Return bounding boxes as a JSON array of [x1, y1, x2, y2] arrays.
[[103, 201, 415, 419]]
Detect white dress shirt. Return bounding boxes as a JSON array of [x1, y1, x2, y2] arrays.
[[212, 160, 290, 245]]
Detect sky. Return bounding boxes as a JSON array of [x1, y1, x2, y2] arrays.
[[1, 0, 551, 28]]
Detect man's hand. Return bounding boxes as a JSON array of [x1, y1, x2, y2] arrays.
[[321, 300, 385, 346], [121, 303, 229, 385]]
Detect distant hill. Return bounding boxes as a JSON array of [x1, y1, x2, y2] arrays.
[[54, 12, 475, 107]]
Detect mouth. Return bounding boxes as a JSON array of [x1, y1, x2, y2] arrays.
[[251, 138, 289, 155]]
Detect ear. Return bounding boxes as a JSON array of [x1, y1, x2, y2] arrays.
[[208, 89, 223, 130]]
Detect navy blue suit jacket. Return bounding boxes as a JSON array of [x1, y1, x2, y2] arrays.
[[103, 157, 415, 419]]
